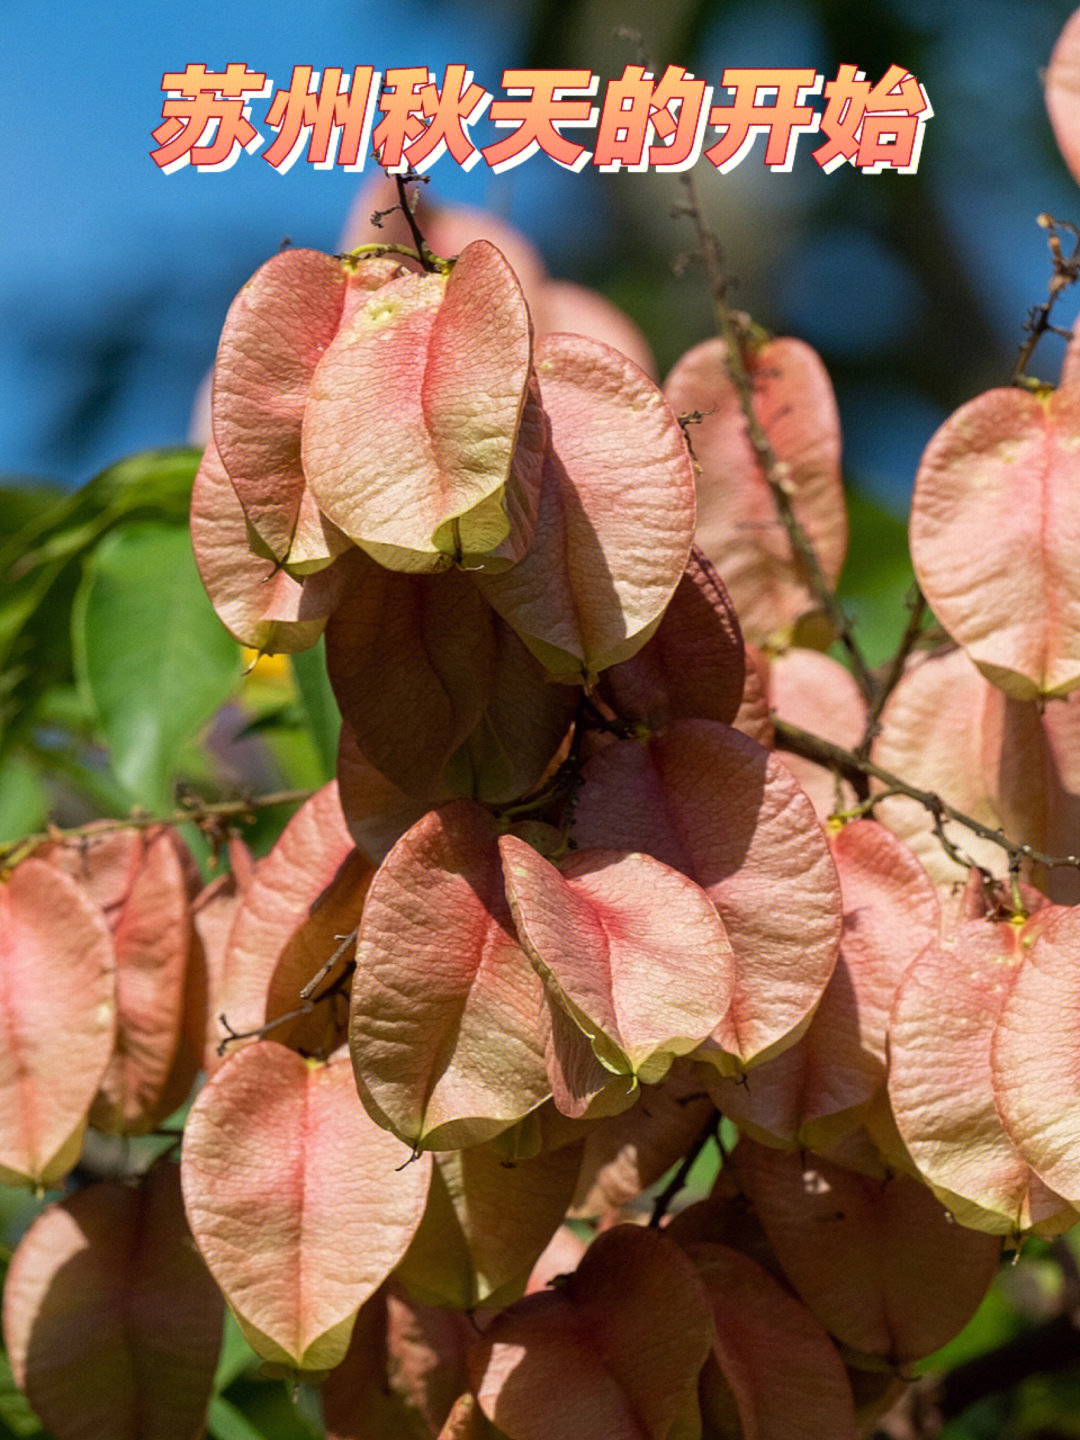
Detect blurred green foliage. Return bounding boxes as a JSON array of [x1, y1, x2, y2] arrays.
[[0, 450, 336, 853]]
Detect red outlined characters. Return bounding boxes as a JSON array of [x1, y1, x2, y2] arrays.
[[594, 65, 710, 172], [262, 67, 379, 171], [151, 60, 932, 176], [704, 68, 821, 173], [483, 69, 599, 172], [371, 65, 490, 173], [814, 64, 933, 173], [151, 63, 270, 172]]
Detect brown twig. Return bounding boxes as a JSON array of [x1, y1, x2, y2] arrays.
[[0, 788, 313, 875], [216, 930, 358, 1056], [648, 1110, 720, 1228], [675, 172, 877, 703], [773, 718, 1080, 874], [394, 171, 439, 273], [299, 927, 360, 1004], [1011, 213, 1080, 385], [856, 585, 930, 759]]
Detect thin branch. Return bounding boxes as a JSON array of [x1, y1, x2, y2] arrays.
[[493, 690, 611, 849], [394, 172, 439, 273], [1011, 213, 1080, 385], [648, 1111, 720, 1228], [216, 932, 358, 1056], [299, 927, 360, 1003], [675, 172, 877, 702], [856, 585, 929, 759], [0, 788, 313, 874], [774, 718, 1080, 874]]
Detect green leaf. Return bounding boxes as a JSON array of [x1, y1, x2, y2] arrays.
[[0, 450, 201, 607], [73, 521, 241, 808], [0, 1350, 44, 1436], [214, 1312, 261, 1394], [207, 1396, 271, 1440], [0, 756, 48, 844], [0, 569, 89, 759], [209, 1386, 323, 1440], [0, 558, 74, 701], [290, 639, 341, 783], [0, 449, 200, 576], [0, 482, 64, 548], [0, 451, 202, 755], [836, 486, 917, 669]]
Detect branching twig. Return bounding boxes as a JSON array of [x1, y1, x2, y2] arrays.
[[299, 927, 360, 1004], [675, 173, 877, 703], [648, 1111, 720, 1228], [857, 585, 929, 759], [1011, 213, 1080, 384], [0, 788, 313, 874], [341, 170, 451, 275], [774, 718, 1080, 874], [394, 172, 439, 273], [216, 930, 358, 1056]]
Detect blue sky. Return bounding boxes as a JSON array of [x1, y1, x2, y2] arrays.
[[4, 0, 1079, 508]]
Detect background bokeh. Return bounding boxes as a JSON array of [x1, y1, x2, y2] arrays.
[[3, 0, 1079, 516]]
